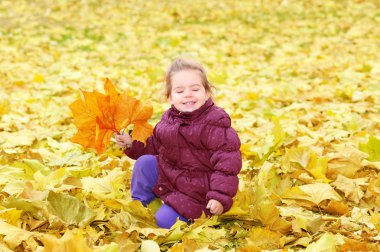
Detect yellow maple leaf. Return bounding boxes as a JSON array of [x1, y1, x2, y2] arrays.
[[306, 152, 330, 182], [327, 144, 368, 179], [141, 240, 160, 252], [286, 147, 330, 182], [331, 175, 368, 204], [305, 232, 336, 252], [324, 200, 350, 216], [168, 237, 199, 252], [40, 229, 92, 252], [341, 239, 379, 252], [0, 221, 35, 250], [0, 209, 22, 226], [243, 227, 283, 251], [282, 183, 342, 205]]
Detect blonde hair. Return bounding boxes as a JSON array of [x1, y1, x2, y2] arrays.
[[165, 58, 214, 98]]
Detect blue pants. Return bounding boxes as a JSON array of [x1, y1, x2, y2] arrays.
[[131, 155, 188, 228]]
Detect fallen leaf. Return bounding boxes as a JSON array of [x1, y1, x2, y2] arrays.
[[81, 168, 126, 200], [359, 135, 380, 162], [0, 220, 35, 250], [282, 183, 342, 205], [331, 175, 368, 204], [341, 239, 379, 252], [46, 191, 96, 227], [141, 240, 160, 252], [327, 144, 368, 179], [305, 153, 330, 182], [243, 227, 283, 250], [0, 209, 22, 226], [168, 237, 199, 252], [324, 200, 350, 216], [286, 146, 310, 168], [304, 232, 336, 252], [40, 229, 92, 252]]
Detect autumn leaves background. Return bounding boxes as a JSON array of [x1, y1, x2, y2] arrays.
[[1, 0, 380, 251]]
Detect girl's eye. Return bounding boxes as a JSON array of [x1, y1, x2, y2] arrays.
[[176, 91, 184, 93], [192, 89, 200, 92]]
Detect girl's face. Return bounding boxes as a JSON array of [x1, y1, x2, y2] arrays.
[[169, 70, 210, 112]]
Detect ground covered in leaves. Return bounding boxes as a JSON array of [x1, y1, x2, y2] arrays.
[[1, 0, 380, 251]]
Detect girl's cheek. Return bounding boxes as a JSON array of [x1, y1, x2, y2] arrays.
[[168, 95, 173, 104]]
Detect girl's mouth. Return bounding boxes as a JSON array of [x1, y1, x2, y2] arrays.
[[183, 101, 196, 105]]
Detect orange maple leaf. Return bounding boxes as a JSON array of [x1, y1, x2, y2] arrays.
[[70, 79, 153, 154]]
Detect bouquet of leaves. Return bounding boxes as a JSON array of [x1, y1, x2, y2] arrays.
[[70, 79, 153, 154]]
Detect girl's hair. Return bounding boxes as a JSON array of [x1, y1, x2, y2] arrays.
[[165, 58, 214, 98]]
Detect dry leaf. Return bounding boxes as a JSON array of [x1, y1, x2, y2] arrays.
[[324, 200, 350, 216], [331, 175, 368, 204], [282, 183, 342, 205]]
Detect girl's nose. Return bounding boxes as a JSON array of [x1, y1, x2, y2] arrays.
[[184, 89, 193, 97]]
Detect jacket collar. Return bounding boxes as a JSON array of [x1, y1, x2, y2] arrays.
[[170, 98, 214, 121]]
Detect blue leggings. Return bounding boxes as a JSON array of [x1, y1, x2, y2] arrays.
[[131, 155, 188, 228]]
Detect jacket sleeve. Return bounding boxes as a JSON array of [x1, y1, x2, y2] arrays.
[[204, 125, 242, 213], [124, 128, 160, 160]]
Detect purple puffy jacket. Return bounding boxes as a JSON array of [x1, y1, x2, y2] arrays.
[[125, 98, 242, 220]]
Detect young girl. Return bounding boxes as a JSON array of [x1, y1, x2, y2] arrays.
[[115, 58, 242, 229]]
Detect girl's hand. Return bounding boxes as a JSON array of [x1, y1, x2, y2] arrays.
[[114, 131, 132, 148], [206, 199, 223, 215]]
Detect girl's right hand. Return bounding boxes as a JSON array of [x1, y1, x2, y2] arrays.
[[114, 131, 132, 148], [206, 199, 223, 215]]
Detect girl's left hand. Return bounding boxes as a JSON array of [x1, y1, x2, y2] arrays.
[[206, 199, 224, 215], [114, 131, 132, 148]]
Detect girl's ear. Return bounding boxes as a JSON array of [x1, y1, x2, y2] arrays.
[[168, 95, 173, 104], [206, 91, 211, 99]]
